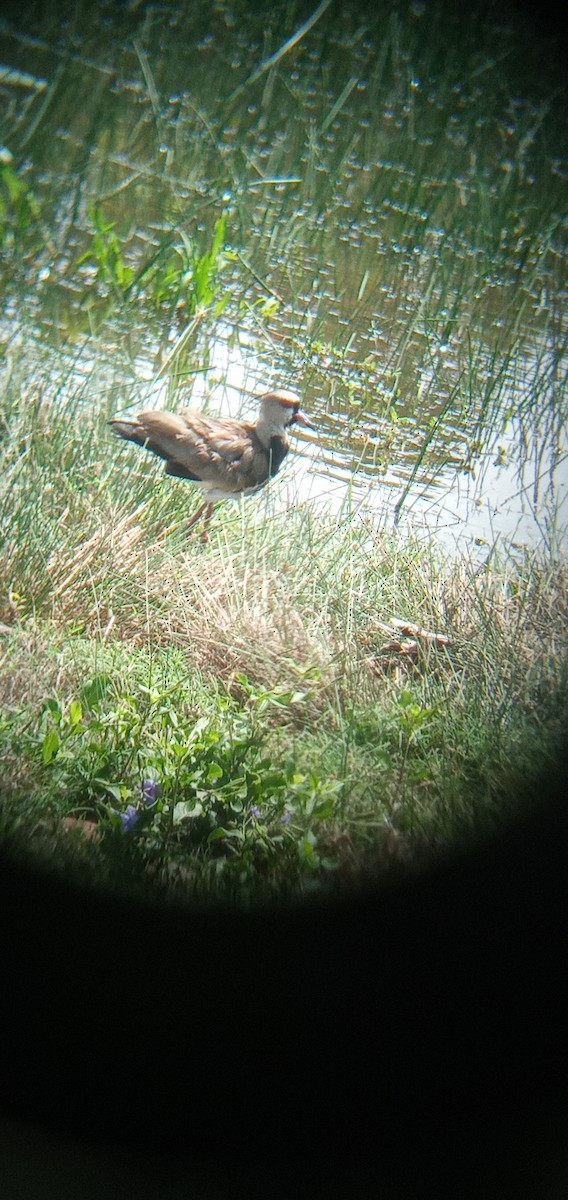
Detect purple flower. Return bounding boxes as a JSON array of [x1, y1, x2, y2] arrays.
[[120, 804, 140, 832], [141, 779, 160, 806], [250, 805, 261, 818], [281, 812, 292, 825]]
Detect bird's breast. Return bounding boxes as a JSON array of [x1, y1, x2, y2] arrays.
[[268, 436, 289, 477]]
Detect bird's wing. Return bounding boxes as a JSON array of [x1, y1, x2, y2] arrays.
[[134, 409, 271, 492]]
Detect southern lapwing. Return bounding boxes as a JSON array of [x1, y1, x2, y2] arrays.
[[110, 389, 314, 538]]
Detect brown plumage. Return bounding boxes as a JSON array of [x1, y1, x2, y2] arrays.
[[110, 389, 314, 537]]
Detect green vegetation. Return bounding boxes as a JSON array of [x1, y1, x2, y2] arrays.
[[0, 151, 39, 248], [76, 206, 230, 315]]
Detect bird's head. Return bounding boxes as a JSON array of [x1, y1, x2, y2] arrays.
[[258, 389, 315, 433]]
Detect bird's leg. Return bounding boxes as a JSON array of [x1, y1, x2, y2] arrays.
[[186, 500, 209, 536], [186, 500, 215, 541], [200, 501, 216, 542]]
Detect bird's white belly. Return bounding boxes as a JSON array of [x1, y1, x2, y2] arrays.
[[199, 480, 267, 502]]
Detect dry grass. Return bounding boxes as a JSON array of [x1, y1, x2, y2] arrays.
[[2, 493, 567, 725]]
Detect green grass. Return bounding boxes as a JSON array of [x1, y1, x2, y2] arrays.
[[1, 355, 566, 903]]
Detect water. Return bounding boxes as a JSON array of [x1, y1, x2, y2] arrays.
[[1, 1, 566, 554]]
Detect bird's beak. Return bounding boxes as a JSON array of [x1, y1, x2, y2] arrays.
[[294, 409, 316, 430]]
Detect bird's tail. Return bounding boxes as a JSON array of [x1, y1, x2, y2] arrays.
[[109, 418, 147, 447]]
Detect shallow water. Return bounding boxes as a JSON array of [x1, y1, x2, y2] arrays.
[[1, 1, 566, 553]]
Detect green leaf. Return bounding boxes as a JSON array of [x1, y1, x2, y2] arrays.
[[173, 800, 203, 823], [207, 826, 228, 843], [42, 727, 60, 764], [211, 213, 227, 259], [191, 716, 210, 737], [99, 782, 124, 802], [69, 700, 82, 727], [213, 292, 230, 316], [313, 798, 335, 820], [209, 827, 244, 843], [81, 674, 111, 709]]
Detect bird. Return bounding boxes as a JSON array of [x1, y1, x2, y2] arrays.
[[109, 388, 314, 538]]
